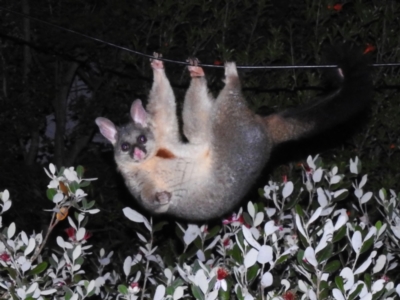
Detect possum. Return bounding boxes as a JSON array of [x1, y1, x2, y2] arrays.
[[95, 48, 372, 221]]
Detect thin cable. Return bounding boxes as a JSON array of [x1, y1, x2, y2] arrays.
[[2, 6, 400, 69]]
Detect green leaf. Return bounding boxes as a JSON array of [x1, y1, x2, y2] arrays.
[[73, 274, 83, 283], [48, 256, 57, 269], [332, 226, 346, 243], [258, 188, 265, 198], [319, 287, 329, 299], [314, 156, 323, 168], [323, 260, 340, 273], [235, 285, 244, 300], [333, 190, 349, 202], [219, 281, 231, 300], [354, 225, 363, 232], [79, 180, 90, 187], [256, 201, 265, 213], [319, 280, 329, 290], [184, 244, 200, 261], [297, 250, 305, 265], [297, 250, 315, 273], [247, 264, 259, 282], [166, 286, 174, 296], [191, 285, 205, 300], [63, 287, 73, 300], [235, 230, 246, 252], [69, 181, 79, 193], [77, 165, 84, 177], [87, 289, 96, 297], [83, 280, 89, 289], [316, 243, 333, 264], [82, 199, 95, 209], [335, 276, 344, 293], [388, 203, 394, 219], [253, 202, 259, 213], [5, 267, 17, 280], [348, 283, 364, 300], [28, 262, 48, 275], [228, 244, 243, 264], [175, 225, 184, 244], [371, 289, 386, 300], [298, 231, 310, 248], [193, 235, 202, 249], [118, 285, 128, 295], [375, 220, 382, 231], [46, 189, 57, 201], [81, 198, 88, 208], [283, 194, 300, 210], [206, 225, 221, 240], [360, 237, 374, 254], [243, 212, 252, 226], [381, 288, 397, 300], [276, 254, 290, 265], [295, 204, 305, 217], [191, 260, 203, 274], [380, 188, 387, 200], [75, 256, 84, 266], [58, 167, 65, 177], [171, 278, 185, 290], [363, 273, 371, 289], [208, 277, 217, 293], [300, 258, 315, 273], [153, 221, 169, 233]]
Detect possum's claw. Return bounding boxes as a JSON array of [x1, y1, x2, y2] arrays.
[[187, 57, 200, 66], [187, 57, 204, 77], [150, 52, 164, 69]]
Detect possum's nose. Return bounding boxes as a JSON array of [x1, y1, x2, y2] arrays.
[[131, 146, 146, 161]]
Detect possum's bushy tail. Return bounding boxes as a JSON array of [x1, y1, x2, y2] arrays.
[[262, 45, 372, 145]]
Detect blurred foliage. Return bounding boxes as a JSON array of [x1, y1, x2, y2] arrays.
[[0, 0, 400, 260]]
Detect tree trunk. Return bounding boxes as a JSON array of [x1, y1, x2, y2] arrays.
[[21, 0, 40, 166], [53, 61, 79, 168]]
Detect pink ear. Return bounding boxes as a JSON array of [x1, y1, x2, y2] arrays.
[[95, 117, 118, 145], [130, 99, 148, 127]]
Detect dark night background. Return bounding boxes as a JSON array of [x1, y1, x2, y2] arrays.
[[0, 0, 400, 259]]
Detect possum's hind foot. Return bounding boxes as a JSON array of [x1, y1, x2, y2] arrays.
[[150, 52, 164, 69], [155, 191, 172, 205], [187, 57, 204, 77]]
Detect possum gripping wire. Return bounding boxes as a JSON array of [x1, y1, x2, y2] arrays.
[[1, 6, 400, 69]]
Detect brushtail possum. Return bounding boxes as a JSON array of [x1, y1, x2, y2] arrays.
[[96, 48, 372, 221]]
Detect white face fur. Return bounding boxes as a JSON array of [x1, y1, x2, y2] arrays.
[[95, 99, 157, 165], [113, 122, 156, 164]]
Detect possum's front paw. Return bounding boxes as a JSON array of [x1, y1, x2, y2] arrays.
[[155, 191, 172, 205], [187, 57, 204, 77], [150, 52, 164, 69]]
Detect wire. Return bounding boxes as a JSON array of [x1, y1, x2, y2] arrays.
[[2, 6, 400, 69]]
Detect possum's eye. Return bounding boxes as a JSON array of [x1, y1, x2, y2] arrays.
[[137, 135, 147, 144], [121, 142, 130, 152]]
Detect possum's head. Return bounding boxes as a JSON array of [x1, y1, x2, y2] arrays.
[[95, 99, 156, 165]]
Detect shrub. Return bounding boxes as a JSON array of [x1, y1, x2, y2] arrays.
[[0, 155, 400, 299]]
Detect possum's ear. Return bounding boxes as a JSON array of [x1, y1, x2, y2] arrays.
[[95, 117, 118, 145], [130, 99, 149, 127]]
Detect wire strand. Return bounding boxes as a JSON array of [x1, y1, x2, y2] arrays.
[[2, 6, 400, 69]]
